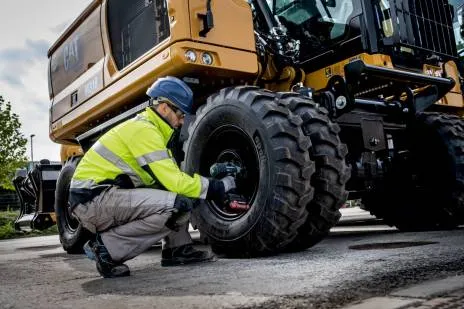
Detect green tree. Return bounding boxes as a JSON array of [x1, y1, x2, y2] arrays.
[[0, 96, 27, 190]]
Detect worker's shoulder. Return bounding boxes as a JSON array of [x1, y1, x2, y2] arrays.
[[117, 112, 157, 129], [115, 114, 161, 137]]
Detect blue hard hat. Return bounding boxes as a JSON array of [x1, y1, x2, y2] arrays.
[[146, 76, 194, 114]]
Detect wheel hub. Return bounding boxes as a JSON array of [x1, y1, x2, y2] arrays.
[[201, 125, 259, 220]]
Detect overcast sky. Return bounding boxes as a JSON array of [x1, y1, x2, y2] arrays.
[[0, 0, 92, 162]]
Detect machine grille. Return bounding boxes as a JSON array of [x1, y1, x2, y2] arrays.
[[393, 0, 457, 58]]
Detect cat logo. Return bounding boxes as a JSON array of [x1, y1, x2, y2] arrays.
[[64, 36, 80, 72], [424, 65, 442, 78], [325, 67, 333, 78]]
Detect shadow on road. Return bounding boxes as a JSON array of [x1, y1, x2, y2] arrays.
[[80, 261, 220, 297], [16, 244, 62, 251]]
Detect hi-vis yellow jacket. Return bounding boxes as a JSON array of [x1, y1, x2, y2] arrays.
[[70, 107, 209, 205]]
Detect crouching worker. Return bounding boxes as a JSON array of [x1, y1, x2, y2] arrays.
[[69, 76, 235, 278]]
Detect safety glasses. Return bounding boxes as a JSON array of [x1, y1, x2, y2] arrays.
[[161, 100, 184, 118]]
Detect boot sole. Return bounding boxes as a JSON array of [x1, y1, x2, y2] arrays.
[[97, 263, 131, 278]]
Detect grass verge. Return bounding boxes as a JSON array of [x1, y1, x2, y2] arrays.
[[0, 210, 58, 240]]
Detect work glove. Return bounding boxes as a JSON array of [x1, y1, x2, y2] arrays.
[[221, 176, 236, 193], [206, 176, 236, 205], [165, 195, 197, 232], [173, 195, 196, 212]]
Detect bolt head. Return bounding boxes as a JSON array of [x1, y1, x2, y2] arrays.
[[335, 96, 347, 109], [369, 137, 380, 146]]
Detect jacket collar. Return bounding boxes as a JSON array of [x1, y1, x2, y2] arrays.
[[142, 107, 174, 141]]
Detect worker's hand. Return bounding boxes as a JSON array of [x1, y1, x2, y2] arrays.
[[220, 176, 236, 193], [206, 176, 236, 205], [165, 195, 197, 232], [165, 211, 190, 232], [173, 195, 196, 212]]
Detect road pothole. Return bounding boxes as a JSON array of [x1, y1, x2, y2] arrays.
[[349, 241, 438, 250]]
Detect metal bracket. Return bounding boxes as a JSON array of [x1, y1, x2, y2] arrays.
[[405, 85, 439, 115], [361, 118, 386, 152]]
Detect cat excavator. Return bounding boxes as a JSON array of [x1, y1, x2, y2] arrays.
[[14, 0, 464, 256]]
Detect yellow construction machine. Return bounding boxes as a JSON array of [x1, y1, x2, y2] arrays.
[[14, 0, 464, 256]]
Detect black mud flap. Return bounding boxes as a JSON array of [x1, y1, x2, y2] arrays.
[[13, 162, 62, 231]]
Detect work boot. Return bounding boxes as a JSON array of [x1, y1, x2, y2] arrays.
[[161, 244, 216, 267], [89, 234, 130, 278]]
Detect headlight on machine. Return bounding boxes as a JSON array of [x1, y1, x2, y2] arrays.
[[201, 52, 213, 65], [185, 50, 197, 62]]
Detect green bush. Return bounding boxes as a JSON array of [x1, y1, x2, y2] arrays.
[[0, 210, 18, 226], [0, 220, 16, 239], [0, 210, 58, 240]]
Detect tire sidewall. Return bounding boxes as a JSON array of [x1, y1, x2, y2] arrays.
[[410, 114, 454, 202], [55, 157, 88, 251], [185, 100, 275, 241], [363, 112, 460, 229]]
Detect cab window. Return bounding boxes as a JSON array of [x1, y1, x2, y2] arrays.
[[107, 0, 170, 70]]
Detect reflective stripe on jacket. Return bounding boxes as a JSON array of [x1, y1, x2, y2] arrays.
[[70, 107, 209, 202]]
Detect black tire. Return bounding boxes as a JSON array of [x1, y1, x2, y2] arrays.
[[55, 156, 92, 253], [278, 94, 351, 251], [362, 112, 464, 230], [182, 87, 314, 257]]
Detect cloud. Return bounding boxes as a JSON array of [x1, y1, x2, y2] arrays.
[[0, 39, 50, 63], [0, 39, 51, 88], [25, 39, 50, 59], [0, 41, 56, 160], [0, 73, 23, 87], [0, 64, 27, 87], [50, 21, 70, 35], [0, 0, 92, 161]]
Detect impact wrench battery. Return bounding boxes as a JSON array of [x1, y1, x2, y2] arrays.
[[229, 200, 250, 212], [226, 194, 250, 213]]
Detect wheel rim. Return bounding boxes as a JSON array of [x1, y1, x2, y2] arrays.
[[200, 125, 260, 220], [63, 186, 80, 232]]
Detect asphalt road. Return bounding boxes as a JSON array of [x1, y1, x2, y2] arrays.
[[1, 222, 464, 309]]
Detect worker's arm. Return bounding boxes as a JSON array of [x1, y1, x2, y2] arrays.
[[129, 127, 209, 199]]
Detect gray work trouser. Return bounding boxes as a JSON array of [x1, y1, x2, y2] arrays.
[[72, 186, 193, 262]]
